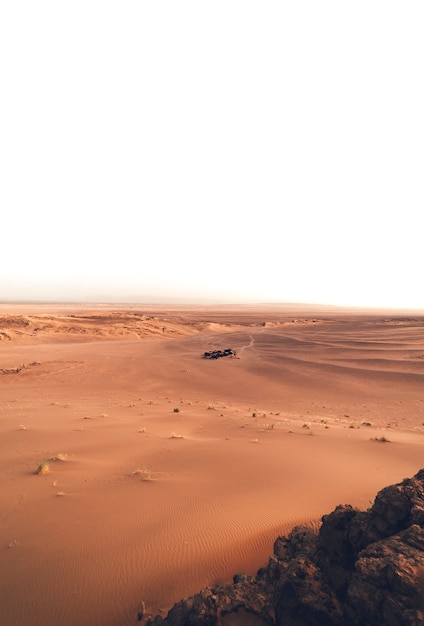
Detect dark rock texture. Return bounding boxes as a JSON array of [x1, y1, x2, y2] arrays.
[[146, 469, 424, 626], [203, 349, 237, 360]]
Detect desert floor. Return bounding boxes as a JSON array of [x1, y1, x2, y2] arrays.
[[1, 303, 423, 626]]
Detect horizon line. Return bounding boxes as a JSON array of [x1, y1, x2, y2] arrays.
[[1, 298, 424, 313]]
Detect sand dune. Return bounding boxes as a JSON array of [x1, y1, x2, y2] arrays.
[[0, 310, 202, 343], [1, 305, 423, 625]]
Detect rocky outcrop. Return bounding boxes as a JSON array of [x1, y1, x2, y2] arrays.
[[0, 367, 21, 374], [203, 349, 237, 360], [146, 469, 424, 626]]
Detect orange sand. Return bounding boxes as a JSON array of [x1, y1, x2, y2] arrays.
[[1, 304, 423, 625]]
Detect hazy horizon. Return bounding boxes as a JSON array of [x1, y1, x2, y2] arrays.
[[2, 290, 424, 313], [2, 2, 423, 310]]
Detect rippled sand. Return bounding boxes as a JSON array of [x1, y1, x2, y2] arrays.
[[1, 304, 423, 625]]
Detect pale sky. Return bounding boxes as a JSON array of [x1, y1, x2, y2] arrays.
[[1, 2, 423, 308]]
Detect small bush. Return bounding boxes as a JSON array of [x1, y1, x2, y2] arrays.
[[50, 453, 67, 462], [35, 463, 49, 475], [132, 468, 152, 481], [173, 407, 180, 413]]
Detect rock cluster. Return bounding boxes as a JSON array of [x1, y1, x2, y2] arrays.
[[146, 469, 424, 626], [203, 349, 237, 360]]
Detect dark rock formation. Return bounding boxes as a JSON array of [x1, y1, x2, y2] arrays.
[[203, 349, 237, 360], [146, 469, 424, 626]]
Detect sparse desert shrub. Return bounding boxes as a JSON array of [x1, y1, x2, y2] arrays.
[[50, 453, 67, 462], [252, 412, 257, 417], [132, 468, 152, 481], [371, 435, 391, 443], [35, 462, 49, 475], [173, 407, 180, 413], [302, 423, 310, 429]]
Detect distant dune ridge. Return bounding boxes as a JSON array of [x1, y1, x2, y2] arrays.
[[0, 311, 201, 341], [0, 305, 423, 626]]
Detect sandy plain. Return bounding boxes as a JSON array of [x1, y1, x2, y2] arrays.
[[1, 303, 423, 626]]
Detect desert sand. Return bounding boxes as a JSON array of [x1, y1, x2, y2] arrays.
[[1, 304, 423, 626]]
